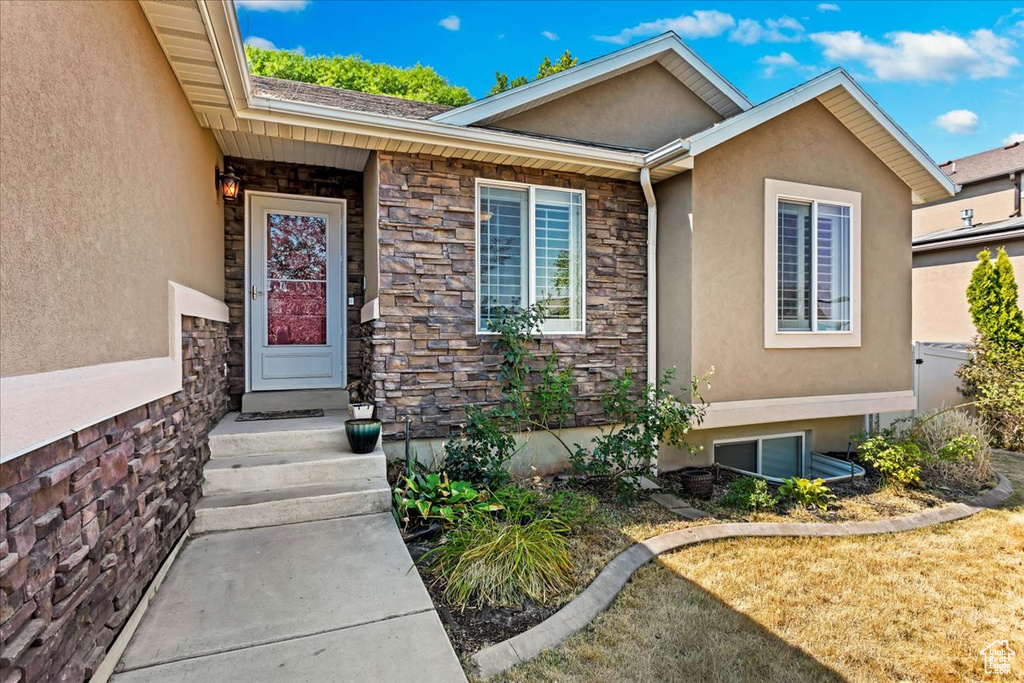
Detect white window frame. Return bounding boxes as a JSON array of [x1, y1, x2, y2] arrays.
[[474, 178, 587, 336], [713, 431, 807, 481], [764, 178, 861, 349]]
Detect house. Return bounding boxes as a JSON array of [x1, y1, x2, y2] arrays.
[[0, 1, 955, 679], [912, 143, 1024, 342]]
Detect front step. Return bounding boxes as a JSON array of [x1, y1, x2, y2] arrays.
[[203, 450, 386, 496], [208, 411, 357, 458], [241, 389, 349, 413], [193, 480, 391, 534]]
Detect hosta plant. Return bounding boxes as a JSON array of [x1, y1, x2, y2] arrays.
[[392, 472, 501, 528], [779, 477, 836, 511]]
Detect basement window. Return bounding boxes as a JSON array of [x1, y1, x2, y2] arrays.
[[714, 433, 806, 480], [476, 180, 585, 334]]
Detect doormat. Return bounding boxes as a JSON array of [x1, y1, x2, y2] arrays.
[[235, 409, 325, 422]]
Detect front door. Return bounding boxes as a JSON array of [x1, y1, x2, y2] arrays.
[[248, 193, 345, 391]]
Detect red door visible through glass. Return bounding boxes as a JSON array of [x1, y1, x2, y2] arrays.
[[266, 212, 328, 346]]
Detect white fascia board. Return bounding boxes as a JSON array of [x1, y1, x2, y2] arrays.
[[912, 228, 1024, 253], [684, 69, 957, 198], [431, 33, 752, 126]]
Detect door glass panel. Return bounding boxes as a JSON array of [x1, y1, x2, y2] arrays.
[[266, 212, 328, 346], [715, 441, 757, 472], [761, 435, 803, 479]]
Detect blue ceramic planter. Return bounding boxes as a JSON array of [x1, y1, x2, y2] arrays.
[[345, 418, 381, 454]]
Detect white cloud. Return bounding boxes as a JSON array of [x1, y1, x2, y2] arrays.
[[236, 0, 309, 11], [817, 3, 841, 11], [730, 16, 804, 45], [1004, 131, 1024, 145], [934, 109, 979, 134], [811, 29, 1020, 81], [592, 10, 735, 44], [542, 30, 559, 41], [439, 15, 460, 31], [244, 36, 276, 50], [758, 51, 799, 77]]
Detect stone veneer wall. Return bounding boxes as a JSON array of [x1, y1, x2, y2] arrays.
[[369, 152, 648, 440], [0, 316, 229, 682], [223, 158, 364, 408]]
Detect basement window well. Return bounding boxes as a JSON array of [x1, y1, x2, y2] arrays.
[[713, 432, 864, 483]]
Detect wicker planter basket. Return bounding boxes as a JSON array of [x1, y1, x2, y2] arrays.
[[680, 469, 715, 500]]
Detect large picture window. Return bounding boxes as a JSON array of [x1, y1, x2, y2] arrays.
[[764, 179, 861, 348], [477, 181, 585, 334]]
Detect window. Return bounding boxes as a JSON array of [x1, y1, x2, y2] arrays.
[[477, 181, 585, 334], [713, 433, 807, 481], [764, 179, 861, 348]]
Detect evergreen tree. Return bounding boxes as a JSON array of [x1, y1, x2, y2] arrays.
[[967, 247, 1024, 351]]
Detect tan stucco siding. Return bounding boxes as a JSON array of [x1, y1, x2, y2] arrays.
[[912, 178, 1018, 235], [0, 1, 223, 377], [688, 99, 913, 403], [492, 64, 723, 151], [913, 240, 1024, 342], [660, 416, 864, 471], [655, 172, 693, 389]]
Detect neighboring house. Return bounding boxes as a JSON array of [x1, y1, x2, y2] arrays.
[[0, 2, 955, 679], [911, 143, 1024, 342]]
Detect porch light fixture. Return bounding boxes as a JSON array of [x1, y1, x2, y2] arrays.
[[217, 166, 241, 201]]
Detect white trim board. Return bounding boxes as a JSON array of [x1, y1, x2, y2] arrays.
[[697, 390, 916, 430], [0, 283, 229, 461]]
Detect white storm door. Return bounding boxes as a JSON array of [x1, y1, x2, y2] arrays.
[[248, 194, 345, 391]]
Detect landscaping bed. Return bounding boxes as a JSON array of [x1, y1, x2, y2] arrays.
[[656, 462, 995, 523]]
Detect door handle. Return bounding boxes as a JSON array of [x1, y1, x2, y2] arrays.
[[252, 285, 261, 301]]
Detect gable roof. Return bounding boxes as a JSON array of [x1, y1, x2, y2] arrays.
[[431, 32, 752, 127], [646, 69, 957, 204], [251, 76, 453, 120], [939, 142, 1024, 186]]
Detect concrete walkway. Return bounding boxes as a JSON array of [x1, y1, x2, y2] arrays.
[[110, 513, 466, 683]]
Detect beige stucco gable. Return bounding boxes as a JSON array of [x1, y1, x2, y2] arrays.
[[487, 63, 724, 151]]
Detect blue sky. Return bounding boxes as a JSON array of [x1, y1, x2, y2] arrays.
[[236, 1, 1024, 162]]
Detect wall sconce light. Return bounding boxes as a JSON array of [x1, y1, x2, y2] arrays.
[[217, 166, 241, 202]]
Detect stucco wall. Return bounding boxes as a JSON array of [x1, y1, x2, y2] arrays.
[[0, 1, 224, 377], [363, 152, 381, 302], [655, 172, 693, 389], [687, 99, 913, 402], [912, 239, 1024, 342], [912, 177, 1018, 235], [492, 63, 723, 151]]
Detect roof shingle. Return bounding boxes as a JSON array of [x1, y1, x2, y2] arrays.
[[938, 142, 1024, 186], [251, 75, 453, 120]]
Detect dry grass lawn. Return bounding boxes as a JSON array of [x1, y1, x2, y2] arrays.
[[495, 452, 1024, 683]]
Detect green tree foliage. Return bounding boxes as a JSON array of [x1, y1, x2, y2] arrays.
[[960, 248, 1024, 450], [245, 46, 473, 107], [966, 247, 1024, 351], [488, 50, 579, 96]]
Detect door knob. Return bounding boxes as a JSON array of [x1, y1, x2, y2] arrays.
[[252, 285, 261, 301]]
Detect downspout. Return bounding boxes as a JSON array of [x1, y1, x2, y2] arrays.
[[640, 167, 658, 387]]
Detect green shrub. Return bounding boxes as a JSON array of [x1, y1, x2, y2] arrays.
[[722, 477, 778, 511], [957, 340, 1024, 452], [779, 477, 836, 511], [855, 434, 924, 487], [392, 472, 500, 528], [544, 490, 598, 529], [423, 513, 574, 609], [441, 406, 515, 488], [570, 368, 710, 500]]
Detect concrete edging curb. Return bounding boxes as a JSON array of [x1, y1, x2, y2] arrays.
[[468, 473, 1014, 680]]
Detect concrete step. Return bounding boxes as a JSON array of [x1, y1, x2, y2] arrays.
[[241, 389, 349, 413], [193, 479, 391, 534], [202, 450, 386, 496], [209, 411, 366, 458]]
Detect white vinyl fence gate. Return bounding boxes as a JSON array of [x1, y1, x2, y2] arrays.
[[876, 342, 970, 430]]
